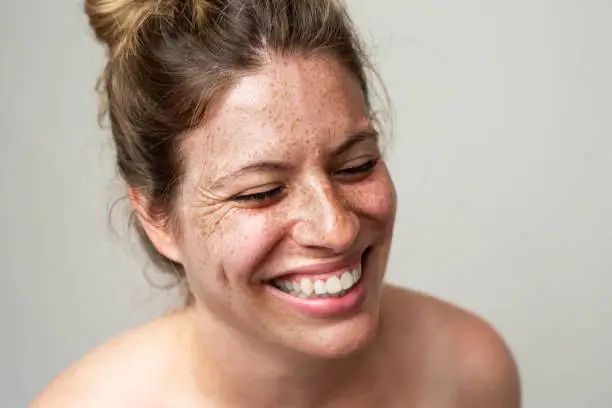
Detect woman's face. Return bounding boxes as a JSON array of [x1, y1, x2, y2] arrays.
[[174, 55, 396, 358]]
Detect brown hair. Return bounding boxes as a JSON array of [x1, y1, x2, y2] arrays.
[[84, 0, 384, 305]]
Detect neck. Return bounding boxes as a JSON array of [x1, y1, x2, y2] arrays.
[[184, 304, 380, 408]]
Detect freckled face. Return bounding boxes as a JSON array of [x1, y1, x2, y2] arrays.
[[176, 55, 396, 358]]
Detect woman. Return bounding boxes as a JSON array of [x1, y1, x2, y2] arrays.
[[33, 0, 520, 406]]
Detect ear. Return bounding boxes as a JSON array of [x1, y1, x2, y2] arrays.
[[128, 187, 183, 264]]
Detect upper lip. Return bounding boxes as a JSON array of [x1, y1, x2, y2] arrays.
[[266, 248, 367, 281]]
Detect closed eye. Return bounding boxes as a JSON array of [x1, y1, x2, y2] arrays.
[[336, 158, 378, 176], [232, 186, 285, 203]]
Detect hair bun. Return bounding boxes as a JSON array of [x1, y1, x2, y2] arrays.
[[84, 0, 157, 55]]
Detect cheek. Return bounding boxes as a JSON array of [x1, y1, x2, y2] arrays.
[[347, 164, 397, 224], [221, 213, 285, 280], [182, 207, 285, 283]]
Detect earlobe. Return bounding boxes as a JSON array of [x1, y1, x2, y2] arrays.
[[128, 187, 183, 264]]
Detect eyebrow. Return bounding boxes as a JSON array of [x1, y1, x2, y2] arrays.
[[209, 161, 290, 191], [334, 129, 379, 156], [209, 128, 379, 190]]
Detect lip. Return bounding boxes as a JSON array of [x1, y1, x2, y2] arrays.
[[265, 276, 367, 318], [266, 249, 366, 282], [263, 247, 372, 319]]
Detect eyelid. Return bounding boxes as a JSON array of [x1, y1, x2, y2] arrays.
[[232, 185, 285, 203], [336, 156, 379, 175]]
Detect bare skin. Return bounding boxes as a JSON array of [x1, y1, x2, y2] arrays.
[[31, 54, 520, 407], [31, 287, 520, 408]]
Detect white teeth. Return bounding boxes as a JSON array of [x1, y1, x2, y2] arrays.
[[352, 264, 362, 281], [273, 264, 364, 299], [325, 276, 342, 294], [300, 278, 314, 296], [340, 271, 354, 290], [314, 280, 327, 295]]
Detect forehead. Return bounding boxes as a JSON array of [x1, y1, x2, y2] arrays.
[[182, 55, 370, 180]]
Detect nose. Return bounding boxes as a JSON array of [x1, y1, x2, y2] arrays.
[[291, 182, 359, 254]]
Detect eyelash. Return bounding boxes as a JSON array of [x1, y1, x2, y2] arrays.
[[232, 158, 379, 203], [233, 186, 285, 203], [335, 158, 378, 176]]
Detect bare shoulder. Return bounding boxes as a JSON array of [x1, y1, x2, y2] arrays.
[[29, 310, 193, 408], [382, 284, 521, 408]]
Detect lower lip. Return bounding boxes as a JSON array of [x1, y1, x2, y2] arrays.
[[265, 260, 368, 319]]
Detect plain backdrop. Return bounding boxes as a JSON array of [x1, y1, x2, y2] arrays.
[[1, 0, 611, 406]]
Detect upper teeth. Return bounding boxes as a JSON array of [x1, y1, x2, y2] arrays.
[[273, 265, 362, 298]]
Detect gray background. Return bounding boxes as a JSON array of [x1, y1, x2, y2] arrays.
[[2, 0, 611, 406]]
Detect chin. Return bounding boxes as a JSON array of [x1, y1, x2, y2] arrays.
[[282, 276, 386, 360], [298, 310, 383, 359]]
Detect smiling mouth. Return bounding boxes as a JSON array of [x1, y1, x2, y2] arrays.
[[266, 247, 371, 300]]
